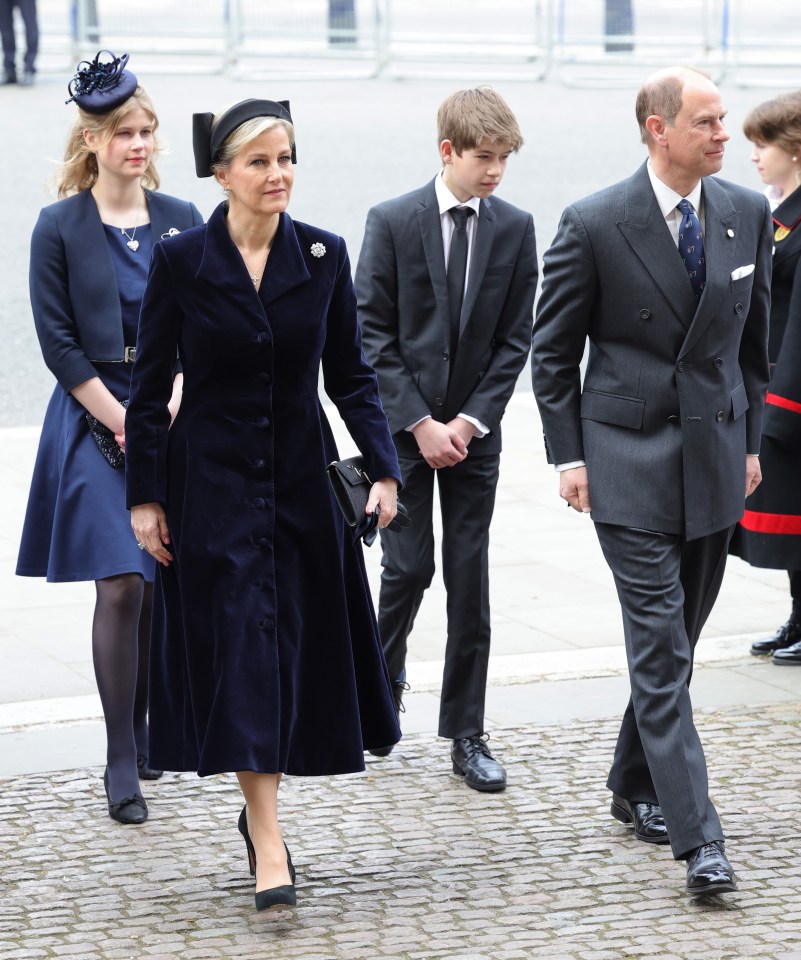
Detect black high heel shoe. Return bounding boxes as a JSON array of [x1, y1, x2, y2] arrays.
[[103, 768, 148, 824], [237, 805, 297, 911]]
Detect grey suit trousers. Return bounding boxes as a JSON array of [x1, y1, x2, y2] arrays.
[[595, 522, 732, 859]]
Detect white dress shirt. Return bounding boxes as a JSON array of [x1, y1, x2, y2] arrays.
[[406, 172, 489, 438]]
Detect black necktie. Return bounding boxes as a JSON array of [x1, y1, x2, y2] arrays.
[[677, 199, 706, 300], [447, 206, 475, 358]]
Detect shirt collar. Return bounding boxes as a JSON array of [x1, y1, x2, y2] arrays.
[[435, 170, 482, 218], [647, 160, 703, 218]]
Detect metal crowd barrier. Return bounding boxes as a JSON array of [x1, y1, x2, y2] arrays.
[[27, 0, 801, 87]]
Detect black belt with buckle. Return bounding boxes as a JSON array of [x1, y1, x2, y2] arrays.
[[124, 346, 136, 363]]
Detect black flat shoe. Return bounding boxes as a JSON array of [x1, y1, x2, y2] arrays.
[[685, 840, 738, 895], [137, 754, 164, 780], [750, 620, 801, 656], [369, 679, 409, 758], [610, 794, 670, 845], [103, 768, 148, 824], [238, 805, 297, 884], [451, 735, 506, 792]]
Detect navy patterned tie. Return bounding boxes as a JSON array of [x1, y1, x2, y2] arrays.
[[677, 199, 706, 300], [447, 206, 475, 357]]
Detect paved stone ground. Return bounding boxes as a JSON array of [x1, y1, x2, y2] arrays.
[[3, 704, 801, 960]]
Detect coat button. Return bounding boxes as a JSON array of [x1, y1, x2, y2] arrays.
[[442, 352, 449, 361], [713, 357, 723, 368], [256, 416, 270, 428], [433, 396, 444, 405], [256, 332, 271, 344], [258, 618, 272, 631], [253, 497, 266, 509], [639, 309, 651, 320], [676, 361, 685, 373], [258, 537, 271, 550], [716, 410, 725, 422], [735, 303, 743, 314], [667, 414, 679, 424], [253, 458, 266, 469]]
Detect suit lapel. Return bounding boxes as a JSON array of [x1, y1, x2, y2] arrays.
[[77, 189, 118, 296], [460, 197, 496, 335], [617, 164, 697, 328], [417, 181, 450, 330], [680, 177, 739, 356]]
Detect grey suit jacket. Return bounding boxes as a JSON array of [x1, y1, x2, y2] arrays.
[[531, 162, 772, 540], [356, 178, 538, 458]]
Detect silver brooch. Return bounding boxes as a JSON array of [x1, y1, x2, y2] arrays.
[[310, 242, 326, 258], [160, 227, 181, 240]]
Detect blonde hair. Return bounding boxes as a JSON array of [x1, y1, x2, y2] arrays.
[[210, 115, 295, 179], [436, 86, 523, 155], [56, 86, 162, 198]]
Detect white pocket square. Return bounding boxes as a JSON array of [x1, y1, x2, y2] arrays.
[[731, 264, 755, 280]]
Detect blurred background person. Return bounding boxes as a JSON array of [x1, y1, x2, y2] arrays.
[[16, 51, 202, 823], [0, 0, 38, 84], [730, 90, 801, 665]]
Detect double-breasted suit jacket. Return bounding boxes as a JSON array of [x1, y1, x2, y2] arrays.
[[532, 162, 772, 542], [356, 178, 538, 459], [125, 202, 402, 776], [731, 184, 801, 568]]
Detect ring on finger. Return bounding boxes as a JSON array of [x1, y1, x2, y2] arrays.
[[136, 541, 146, 550]]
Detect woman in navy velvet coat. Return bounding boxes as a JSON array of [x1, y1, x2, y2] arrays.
[[126, 100, 401, 912], [16, 53, 202, 826]]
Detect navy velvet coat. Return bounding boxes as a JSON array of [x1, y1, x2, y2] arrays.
[[125, 202, 402, 776]]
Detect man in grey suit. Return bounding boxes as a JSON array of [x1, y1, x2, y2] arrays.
[[531, 67, 772, 893], [356, 87, 537, 790]]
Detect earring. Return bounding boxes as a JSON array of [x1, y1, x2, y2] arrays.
[[793, 156, 798, 162]]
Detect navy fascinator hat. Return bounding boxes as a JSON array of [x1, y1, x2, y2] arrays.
[[192, 99, 296, 178], [65, 50, 138, 114]]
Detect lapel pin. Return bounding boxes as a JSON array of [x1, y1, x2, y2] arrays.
[[160, 227, 181, 240], [311, 242, 326, 258], [726, 229, 735, 238]]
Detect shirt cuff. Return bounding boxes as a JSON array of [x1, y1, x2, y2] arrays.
[[555, 460, 586, 472], [406, 415, 431, 432], [457, 413, 489, 438]]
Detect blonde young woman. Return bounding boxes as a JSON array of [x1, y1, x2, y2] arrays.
[[16, 52, 202, 823]]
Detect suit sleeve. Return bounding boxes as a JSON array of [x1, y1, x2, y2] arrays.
[[322, 236, 402, 486], [738, 197, 773, 455], [355, 205, 432, 432], [762, 245, 801, 448], [531, 205, 597, 464], [29, 206, 99, 392], [125, 242, 182, 508], [459, 213, 538, 433]]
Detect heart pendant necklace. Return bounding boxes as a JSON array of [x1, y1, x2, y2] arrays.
[[122, 230, 140, 252]]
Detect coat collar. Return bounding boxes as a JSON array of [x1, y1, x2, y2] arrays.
[[195, 202, 311, 314], [771, 185, 801, 265]]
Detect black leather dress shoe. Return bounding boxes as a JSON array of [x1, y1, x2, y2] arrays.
[[137, 754, 164, 780], [772, 637, 801, 665], [610, 794, 669, 844], [685, 840, 737, 895], [368, 680, 409, 757], [750, 620, 801, 656], [451, 735, 506, 792]]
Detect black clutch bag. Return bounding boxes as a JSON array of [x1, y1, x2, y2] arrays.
[[327, 455, 410, 547], [85, 400, 127, 469]]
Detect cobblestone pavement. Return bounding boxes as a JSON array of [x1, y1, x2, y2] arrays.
[[3, 704, 801, 960]]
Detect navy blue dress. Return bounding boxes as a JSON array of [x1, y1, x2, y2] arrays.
[[17, 226, 156, 583]]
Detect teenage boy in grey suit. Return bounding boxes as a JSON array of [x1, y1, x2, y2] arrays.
[[356, 87, 537, 792], [532, 67, 772, 893]]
